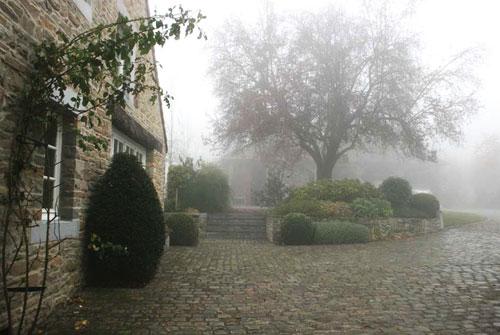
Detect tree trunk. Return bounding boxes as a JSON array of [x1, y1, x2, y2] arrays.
[[315, 161, 334, 180]]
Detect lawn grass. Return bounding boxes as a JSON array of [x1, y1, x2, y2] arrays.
[[442, 210, 485, 228]]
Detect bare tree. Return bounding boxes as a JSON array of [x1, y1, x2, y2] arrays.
[[210, 6, 479, 179]]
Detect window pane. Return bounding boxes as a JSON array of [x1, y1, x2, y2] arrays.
[[45, 119, 57, 146], [119, 142, 124, 153], [44, 148, 56, 178], [42, 179, 54, 209], [113, 139, 119, 154]]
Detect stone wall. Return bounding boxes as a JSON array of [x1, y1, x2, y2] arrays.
[[266, 214, 444, 244], [357, 215, 443, 241], [0, 0, 166, 332], [266, 216, 283, 244]]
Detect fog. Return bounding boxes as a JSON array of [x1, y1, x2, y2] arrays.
[[150, 0, 500, 209]]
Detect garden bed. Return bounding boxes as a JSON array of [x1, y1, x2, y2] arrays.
[[266, 215, 443, 244]]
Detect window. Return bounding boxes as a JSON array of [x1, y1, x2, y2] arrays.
[[42, 118, 62, 220], [111, 127, 146, 166], [72, 0, 92, 22], [116, 0, 138, 107]]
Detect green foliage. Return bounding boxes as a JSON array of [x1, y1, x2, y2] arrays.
[[274, 199, 356, 220], [351, 198, 393, 218], [184, 164, 230, 212], [85, 154, 165, 286], [319, 201, 353, 219], [313, 221, 369, 244], [166, 160, 230, 213], [165, 157, 196, 211], [379, 177, 412, 208], [166, 213, 199, 246], [410, 193, 440, 218], [274, 199, 327, 219], [87, 233, 129, 260], [289, 179, 381, 203], [280, 213, 314, 245], [254, 169, 289, 207]]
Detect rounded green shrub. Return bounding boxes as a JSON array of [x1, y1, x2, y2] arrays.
[[410, 193, 440, 218], [166, 213, 199, 246], [85, 153, 165, 287], [281, 213, 314, 245], [351, 198, 393, 218], [379, 177, 412, 208], [313, 221, 369, 244]]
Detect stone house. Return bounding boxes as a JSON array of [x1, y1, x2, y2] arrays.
[[0, 0, 166, 330]]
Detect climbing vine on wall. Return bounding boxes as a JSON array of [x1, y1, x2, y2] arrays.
[[1, 7, 205, 334]]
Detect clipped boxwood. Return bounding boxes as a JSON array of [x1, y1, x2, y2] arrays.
[[313, 221, 369, 244], [410, 193, 440, 218], [379, 177, 412, 208], [166, 213, 199, 246], [281, 213, 314, 245], [85, 153, 165, 287], [351, 198, 393, 218]]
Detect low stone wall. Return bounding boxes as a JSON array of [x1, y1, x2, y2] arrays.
[[357, 214, 443, 241], [164, 212, 208, 240], [266, 213, 444, 244]]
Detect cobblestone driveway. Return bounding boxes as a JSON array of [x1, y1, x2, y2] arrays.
[[45, 220, 500, 334]]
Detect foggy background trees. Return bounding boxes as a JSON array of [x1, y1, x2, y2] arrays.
[[209, 5, 479, 180]]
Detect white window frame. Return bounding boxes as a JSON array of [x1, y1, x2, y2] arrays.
[[42, 117, 63, 222], [71, 0, 93, 22], [111, 127, 147, 166]]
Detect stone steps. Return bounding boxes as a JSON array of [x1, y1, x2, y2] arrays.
[[206, 212, 267, 240]]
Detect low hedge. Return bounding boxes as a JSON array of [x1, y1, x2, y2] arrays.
[[166, 213, 199, 246], [313, 221, 369, 244], [281, 213, 314, 245]]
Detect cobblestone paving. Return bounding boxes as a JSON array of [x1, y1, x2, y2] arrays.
[[44, 220, 500, 334]]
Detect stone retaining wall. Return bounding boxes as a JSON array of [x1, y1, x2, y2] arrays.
[[266, 213, 444, 244]]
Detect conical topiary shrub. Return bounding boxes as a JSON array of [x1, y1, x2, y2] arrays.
[[84, 153, 165, 286]]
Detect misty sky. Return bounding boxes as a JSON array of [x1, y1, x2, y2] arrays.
[[150, 0, 500, 163]]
